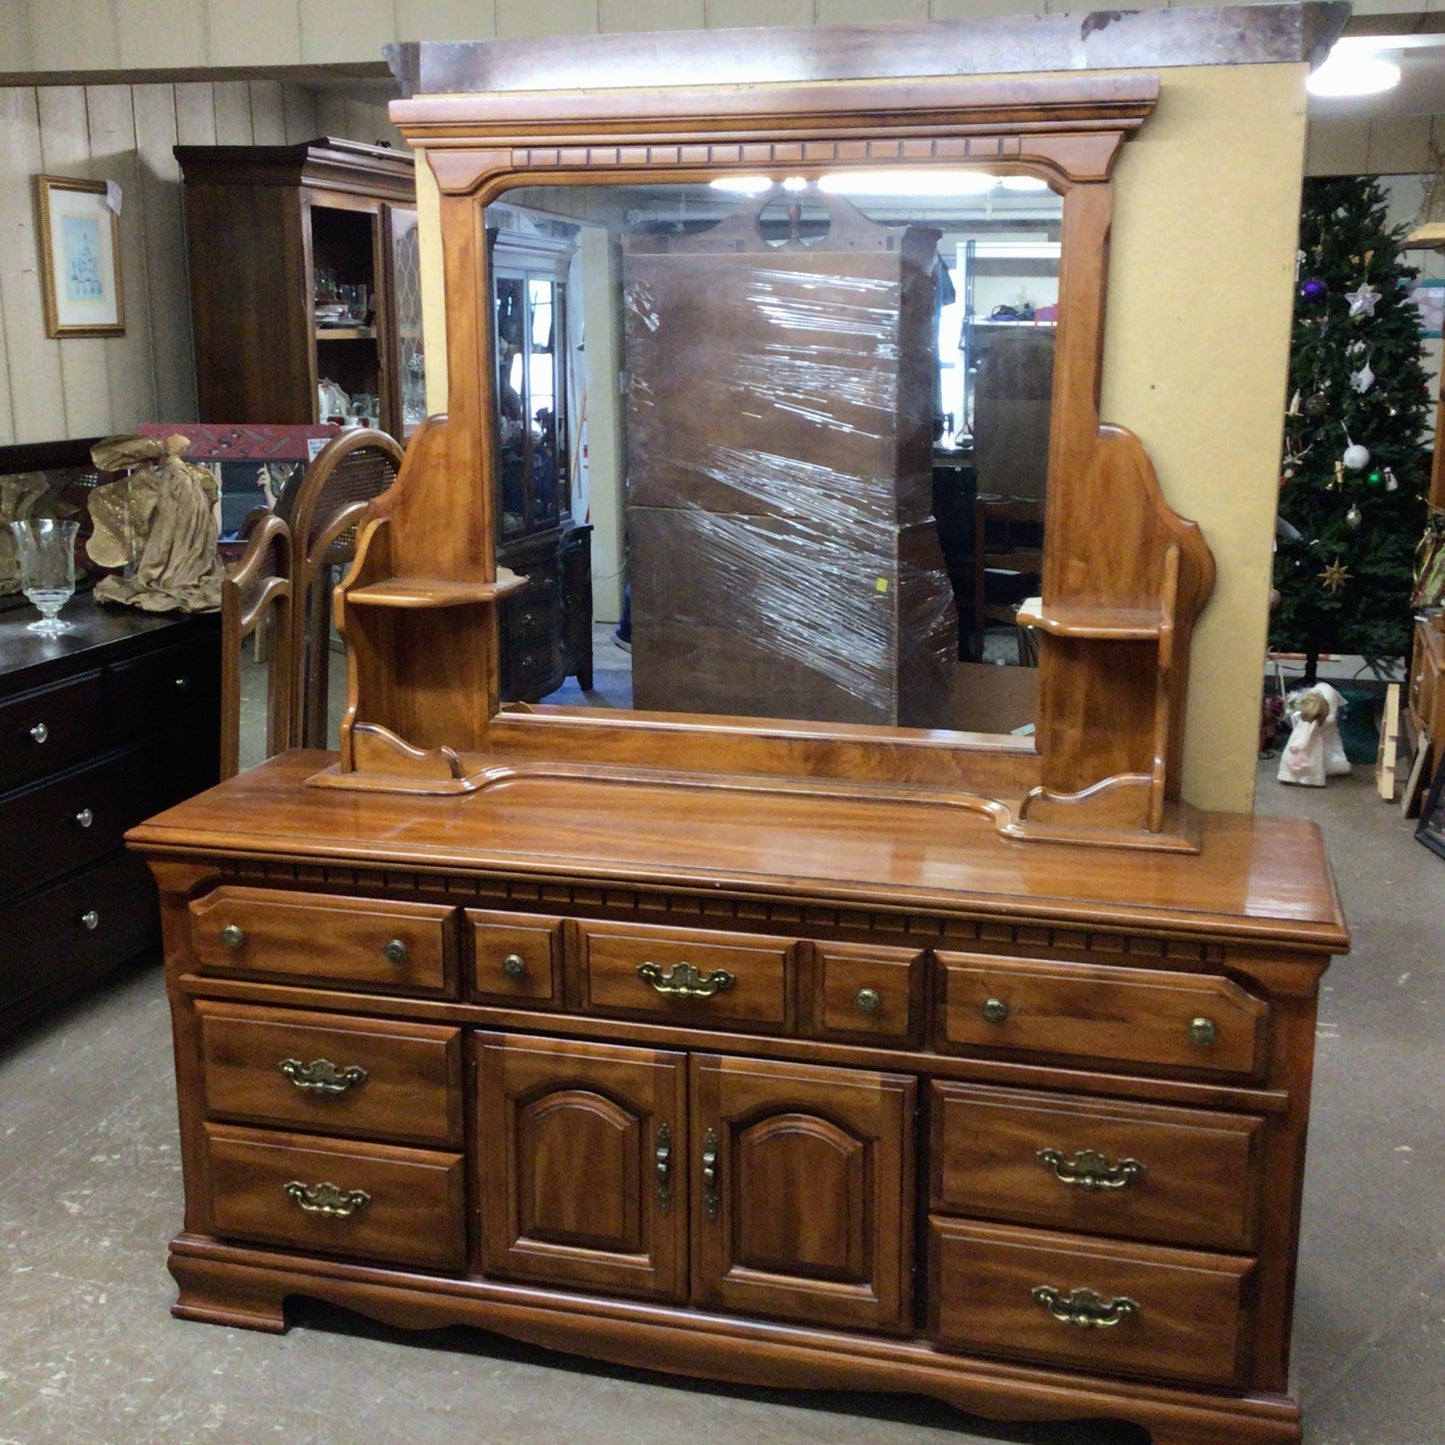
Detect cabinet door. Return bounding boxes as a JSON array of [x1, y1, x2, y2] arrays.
[[690, 1054, 915, 1332], [474, 1032, 688, 1301]]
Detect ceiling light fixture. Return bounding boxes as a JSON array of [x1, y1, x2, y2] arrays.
[[1306, 44, 1402, 98]]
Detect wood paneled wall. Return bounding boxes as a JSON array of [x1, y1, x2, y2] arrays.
[[0, 80, 397, 445]]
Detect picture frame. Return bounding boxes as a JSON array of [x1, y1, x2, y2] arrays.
[[1415, 752, 1445, 860], [33, 175, 124, 337]]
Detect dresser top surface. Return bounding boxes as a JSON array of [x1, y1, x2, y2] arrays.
[[129, 751, 1348, 952]]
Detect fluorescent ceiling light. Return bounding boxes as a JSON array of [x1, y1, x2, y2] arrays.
[[999, 176, 1051, 192], [1306, 44, 1401, 97], [708, 175, 775, 193], [818, 169, 999, 197]]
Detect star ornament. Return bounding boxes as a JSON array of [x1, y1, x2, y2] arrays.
[[1319, 558, 1353, 592], [1345, 282, 1381, 319]]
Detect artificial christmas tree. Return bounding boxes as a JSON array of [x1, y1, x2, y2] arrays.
[[1272, 176, 1432, 682]]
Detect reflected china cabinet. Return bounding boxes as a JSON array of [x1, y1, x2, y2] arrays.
[[490, 223, 593, 699], [131, 16, 1349, 1445], [175, 138, 424, 440]]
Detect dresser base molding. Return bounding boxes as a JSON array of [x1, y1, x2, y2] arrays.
[[167, 1236, 1304, 1445]]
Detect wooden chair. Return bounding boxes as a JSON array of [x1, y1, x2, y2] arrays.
[[219, 511, 294, 779], [971, 495, 1044, 664], [279, 428, 405, 748]]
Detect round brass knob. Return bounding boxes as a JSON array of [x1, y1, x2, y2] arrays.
[[75, 808, 94, 828], [30, 722, 48, 744], [1189, 1016, 1218, 1046], [854, 987, 881, 1016], [383, 938, 409, 965], [80, 910, 100, 930], [982, 997, 1010, 1024], [220, 924, 245, 951], [502, 953, 527, 980]]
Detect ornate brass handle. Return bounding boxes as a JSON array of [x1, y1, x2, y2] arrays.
[[1031, 1285, 1140, 1329], [382, 938, 409, 965], [278, 1058, 369, 1095], [1037, 1147, 1145, 1191], [283, 1180, 370, 1218], [701, 1126, 720, 1220], [502, 953, 527, 979], [80, 909, 99, 930], [636, 961, 735, 998], [220, 925, 245, 951], [29, 722, 48, 744], [656, 1123, 673, 1213], [75, 807, 94, 829], [854, 987, 881, 1015], [1189, 1016, 1218, 1046], [982, 997, 1010, 1023]]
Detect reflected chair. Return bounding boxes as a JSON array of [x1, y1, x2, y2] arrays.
[[972, 495, 1044, 664]]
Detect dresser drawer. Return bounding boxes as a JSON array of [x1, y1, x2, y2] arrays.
[[929, 1083, 1265, 1252], [812, 942, 920, 1042], [107, 636, 217, 741], [202, 1123, 466, 1271], [935, 952, 1269, 1077], [195, 1001, 463, 1147], [0, 669, 105, 787], [189, 888, 457, 996], [929, 1218, 1254, 1387], [468, 909, 563, 1006], [577, 919, 795, 1031]]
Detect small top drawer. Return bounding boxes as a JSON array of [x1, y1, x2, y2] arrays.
[[813, 942, 921, 1042], [468, 909, 563, 1006], [935, 952, 1268, 1078], [577, 919, 796, 1031], [194, 1000, 463, 1147], [189, 887, 457, 996], [107, 637, 217, 742], [929, 1082, 1265, 1252], [0, 670, 104, 788]]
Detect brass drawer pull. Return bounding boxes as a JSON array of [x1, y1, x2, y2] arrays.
[[502, 953, 527, 979], [75, 807, 94, 828], [283, 1180, 370, 1219], [30, 722, 48, 744], [656, 1123, 673, 1213], [80, 909, 100, 930], [1031, 1285, 1140, 1330], [1189, 1016, 1218, 1046], [854, 987, 881, 1015], [382, 938, 409, 965], [636, 961, 735, 998], [220, 924, 245, 951], [278, 1058, 369, 1095], [701, 1126, 720, 1220], [1037, 1147, 1145, 1191], [981, 997, 1010, 1023]]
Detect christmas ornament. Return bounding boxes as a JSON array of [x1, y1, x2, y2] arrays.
[[1347, 340, 1367, 357], [1345, 282, 1380, 318], [1346, 505, 1362, 529], [1304, 393, 1329, 417], [1342, 442, 1370, 470], [1300, 277, 1327, 301], [1349, 363, 1374, 393], [1319, 558, 1352, 592], [1384, 467, 1399, 492], [1331, 461, 1345, 490], [1286, 390, 1301, 416], [1367, 468, 1383, 487]]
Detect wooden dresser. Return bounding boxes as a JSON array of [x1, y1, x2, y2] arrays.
[[1, 594, 219, 1037], [132, 753, 1343, 1445]]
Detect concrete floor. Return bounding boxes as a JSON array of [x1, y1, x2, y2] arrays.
[[1, 757, 1440, 1445]]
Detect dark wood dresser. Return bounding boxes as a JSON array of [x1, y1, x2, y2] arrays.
[[1, 594, 219, 1037]]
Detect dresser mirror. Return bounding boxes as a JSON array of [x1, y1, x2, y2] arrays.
[[488, 175, 1061, 728], [334, 68, 1213, 843]]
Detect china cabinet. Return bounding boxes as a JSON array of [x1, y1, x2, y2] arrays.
[[175, 139, 423, 441], [131, 14, 1348, 1445]]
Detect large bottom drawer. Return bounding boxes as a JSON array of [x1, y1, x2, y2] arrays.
[[202, 1123, 466, 1272], [0, 850, 157, 1036], [929, 1217, 1254, 1387]]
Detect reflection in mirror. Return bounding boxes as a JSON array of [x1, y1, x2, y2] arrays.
[[487, 172, 1063, 735]]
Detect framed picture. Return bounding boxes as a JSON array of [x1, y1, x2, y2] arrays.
[[1416, 756, 1445, 860], [1410, 278, 1445, 340], [33, 175, 124, 337]]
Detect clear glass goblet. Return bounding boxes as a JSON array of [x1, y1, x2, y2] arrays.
[[10, 519, 79, 636]]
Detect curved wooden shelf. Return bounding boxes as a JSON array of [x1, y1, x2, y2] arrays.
[[346, 569, 528, 608], [1016, 596, 1167, 640]]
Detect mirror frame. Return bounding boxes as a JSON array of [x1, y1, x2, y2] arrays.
[[326, 63, 1215, 849]]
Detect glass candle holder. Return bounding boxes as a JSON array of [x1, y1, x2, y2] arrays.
[[10, 518, 79, 636]]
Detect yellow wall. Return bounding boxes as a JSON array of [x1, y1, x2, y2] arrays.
[[1104, 62, 1309, 811]]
